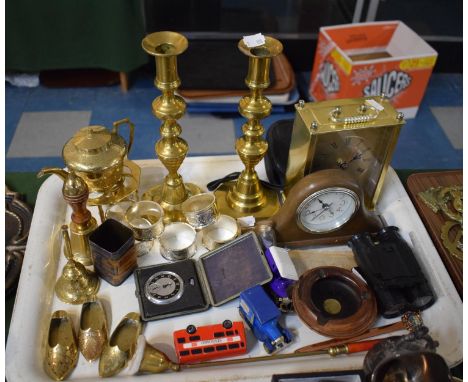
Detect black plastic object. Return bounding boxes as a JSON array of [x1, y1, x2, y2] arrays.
[[264, 119, 294, 188], [178, 40, 276, 90], [348, 226, 435, 318]]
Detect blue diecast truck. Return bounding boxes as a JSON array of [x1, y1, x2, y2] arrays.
[[238, 285, 293, 354]]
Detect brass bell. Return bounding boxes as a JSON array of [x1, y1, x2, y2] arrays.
[[138, 341, 180, 374], [55, 225, 100, 305]]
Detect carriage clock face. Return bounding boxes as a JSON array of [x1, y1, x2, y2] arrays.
[[144, 271, 184, 305], [310, 128, 395, 206], [296, 187, 360, 233]]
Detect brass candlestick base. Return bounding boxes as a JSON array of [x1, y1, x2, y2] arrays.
[[141, 31, 201, 223], [215, 36, 283, 218], [215, 181, 280, 219]]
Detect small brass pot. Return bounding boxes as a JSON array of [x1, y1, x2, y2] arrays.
[[159, 222, 197, 261], [181, 193, 219, 230], [62, 119, 134, 194]]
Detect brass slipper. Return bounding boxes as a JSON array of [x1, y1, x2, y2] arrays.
[[44, 310, 78, 381], [99, 312, 143, 377], [79, 299, 108, 362]]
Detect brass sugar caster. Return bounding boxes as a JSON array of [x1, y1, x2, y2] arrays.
[[215, 36, 283, 218], [55, 225, 100, 305], [141, 31, 201, 223], [38, 168, 97, 266]]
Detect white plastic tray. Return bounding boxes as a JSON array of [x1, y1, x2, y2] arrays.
[[6, 156, 462, 381]]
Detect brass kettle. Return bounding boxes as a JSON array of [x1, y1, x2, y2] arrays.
[[62, 118, 134, 194]]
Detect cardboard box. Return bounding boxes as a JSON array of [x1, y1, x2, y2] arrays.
[[309, 21, 437, 118]]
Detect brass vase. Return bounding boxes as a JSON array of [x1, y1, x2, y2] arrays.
[[141, 31, 201, 223], [215, 36, 283, 218]]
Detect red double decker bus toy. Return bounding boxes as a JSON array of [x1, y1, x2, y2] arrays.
[[173, 320, 247, 364]]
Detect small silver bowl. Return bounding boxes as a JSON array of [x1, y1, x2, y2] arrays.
[[125, 201, 165, 241], [159, 222, 197, 261], [181, 193, 219, 230], [202, 214, 240, 250]]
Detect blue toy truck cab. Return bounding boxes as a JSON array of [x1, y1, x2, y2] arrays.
[[239, 285, 293, 354]]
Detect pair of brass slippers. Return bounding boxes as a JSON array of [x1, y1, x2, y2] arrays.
[[44, 299, 109, 380]]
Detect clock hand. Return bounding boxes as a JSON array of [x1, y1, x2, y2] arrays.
[[304, 207, 322, 216], [311, 203, 333, 221], [317, 198, 332, 209], [338, 152, 363, 169]]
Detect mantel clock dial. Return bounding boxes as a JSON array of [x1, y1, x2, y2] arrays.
[[297, 187, 360, 234], [285, 96, 404, 210], [264, 169, 382, 247]]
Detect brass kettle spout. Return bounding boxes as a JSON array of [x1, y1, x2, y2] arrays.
[[37, 167, 69, 181]]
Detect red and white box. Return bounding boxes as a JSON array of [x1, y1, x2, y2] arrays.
[[309, 21, 438, 118]]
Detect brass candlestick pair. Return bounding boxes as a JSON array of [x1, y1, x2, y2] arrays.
[[142, 32, 282, 222]]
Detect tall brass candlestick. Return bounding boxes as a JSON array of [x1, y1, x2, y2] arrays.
[[215, 36, 283, 218], [141, 31, 201, 223]]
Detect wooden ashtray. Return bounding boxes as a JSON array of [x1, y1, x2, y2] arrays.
[[293, 266, 377, 338]]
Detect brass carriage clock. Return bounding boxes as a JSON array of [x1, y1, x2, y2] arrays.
[[285, 95, 405, 210]]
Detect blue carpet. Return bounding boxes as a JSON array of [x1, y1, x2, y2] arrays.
[[5, 72, 462, 172]]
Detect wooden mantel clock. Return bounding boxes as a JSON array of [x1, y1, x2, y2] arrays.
[[261, 169, 383, 247]]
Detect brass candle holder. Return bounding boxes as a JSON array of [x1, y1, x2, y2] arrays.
[[215, 36, 283, 218], [141, 31, 201, 223]]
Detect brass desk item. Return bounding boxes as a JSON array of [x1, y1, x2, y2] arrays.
[[44, 310, 78, 381], [419, 185, 463, 261], [215, 36, 283, 218], [407, 171, 463, 296], [55, 225, 100, 305], [62, 118, 140, 206], [285, 96, 404, 210], [99, 312, 143, 377], [38, 168, 97, 266], [79, 299, 108, 362], [141, 31, 201, 223]]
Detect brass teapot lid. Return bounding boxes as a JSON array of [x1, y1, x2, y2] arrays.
[[63, 125, 127, 173]]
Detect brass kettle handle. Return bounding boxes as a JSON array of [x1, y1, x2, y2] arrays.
[[112, 118, 135, 155]]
